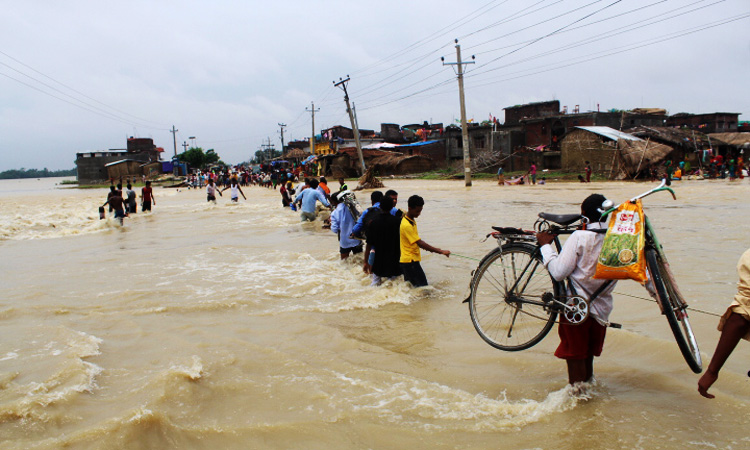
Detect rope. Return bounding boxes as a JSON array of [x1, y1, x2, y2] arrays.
[[450, 253, 482, 262], [615, 291, 722, 318]]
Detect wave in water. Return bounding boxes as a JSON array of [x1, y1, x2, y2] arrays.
[[0, 326, 103, 422]]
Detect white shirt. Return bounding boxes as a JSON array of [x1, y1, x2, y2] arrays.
[[539, 222, 617, 324]]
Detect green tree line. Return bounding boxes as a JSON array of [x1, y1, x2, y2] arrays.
[[0, 168, 77, 179], [177, 147, 225, 169]]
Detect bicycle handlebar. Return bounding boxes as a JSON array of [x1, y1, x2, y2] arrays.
[[601, 179, 676, 216]]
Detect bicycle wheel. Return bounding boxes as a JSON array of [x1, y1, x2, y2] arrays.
[[469, 243, 561, 351], [645, 248, 703, 373]]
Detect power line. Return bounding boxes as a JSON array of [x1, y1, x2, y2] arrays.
[[0, 70, 166, 130], [0, 50, 168, 129], [478, 0, 623, 69], [464, 12, 750, 90], [466, 0, 734, 81], [350, 0, 508, 78]]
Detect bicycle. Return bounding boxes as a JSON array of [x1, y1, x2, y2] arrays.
[[467, 180, 703, 373]]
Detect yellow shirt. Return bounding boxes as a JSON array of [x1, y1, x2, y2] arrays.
[[719, 248, 750, 340], [399, 215, 421, 263]]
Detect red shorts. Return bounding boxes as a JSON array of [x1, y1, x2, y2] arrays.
[[554, 316, 607, 360]]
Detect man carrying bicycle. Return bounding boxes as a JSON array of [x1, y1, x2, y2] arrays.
[[536, 194, 617, 386]]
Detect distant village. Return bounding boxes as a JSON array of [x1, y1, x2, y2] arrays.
[[75, 99, 750, 184]]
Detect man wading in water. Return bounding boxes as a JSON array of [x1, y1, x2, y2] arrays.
[[536, 194, 616, 386]]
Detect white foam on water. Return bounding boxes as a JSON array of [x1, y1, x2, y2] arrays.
[[127, 405, 155, 423], [0, 328, 104, 420], [0, 352, 19, 361], [271, 366, 594, 432], [141, 249, 418, 315], [167, 355, 206, 381]]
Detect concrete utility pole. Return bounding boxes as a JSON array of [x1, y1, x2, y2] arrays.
[[306, 102, 319, 155], [182, 141, 189, 152], [334, 76, 366, 175], [170, 125, 178, 157], [278, 123, 287, 153], [442, 40, 475, 186]]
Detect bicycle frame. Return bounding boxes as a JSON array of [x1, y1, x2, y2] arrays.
[[500, 230, 573, 313]]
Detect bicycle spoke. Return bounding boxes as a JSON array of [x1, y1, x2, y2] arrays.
[[470, 245, 559, 351]]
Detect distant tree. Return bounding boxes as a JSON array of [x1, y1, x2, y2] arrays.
[[177, 147, 225, 170], [0, 167, 76, 179], [251, 148, 281, 164]]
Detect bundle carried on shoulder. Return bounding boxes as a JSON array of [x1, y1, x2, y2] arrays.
[[594, 199, 647, 282]]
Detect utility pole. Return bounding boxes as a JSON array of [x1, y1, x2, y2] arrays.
[[334, 76, 366, 175], [278, 123, 287, 154], [442, 40, 475, 186], [170, 125, 178, 157], [261, 137, 276, 162], [182, 141, 189, 152], [306, 102, 319, 156]]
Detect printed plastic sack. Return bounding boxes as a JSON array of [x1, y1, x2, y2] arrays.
[[594, 200, 647, 282]]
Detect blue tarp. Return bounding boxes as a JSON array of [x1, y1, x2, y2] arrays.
[[395, 140, 441, 148]]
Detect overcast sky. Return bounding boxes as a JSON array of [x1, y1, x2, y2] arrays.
[[1, 0, 748, 170]]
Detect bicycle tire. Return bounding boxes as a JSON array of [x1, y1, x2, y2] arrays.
[[645, 248, 703, 373], [469, 243, 561, 351]]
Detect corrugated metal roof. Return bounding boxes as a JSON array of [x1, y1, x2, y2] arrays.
[[575, 126, 643, 142], [104, 159, 139, 167]]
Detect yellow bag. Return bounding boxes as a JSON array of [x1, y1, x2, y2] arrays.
[[594, 200, 647, 282]]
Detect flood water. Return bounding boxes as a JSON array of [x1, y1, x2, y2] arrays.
[[1, 176, 749, 449]]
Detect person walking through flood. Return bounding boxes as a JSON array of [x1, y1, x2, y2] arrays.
[[329, 192, 362, 260], [141, 181, 155, 211], [535, 194, 616, 386], [125, 183, 137, 214], [367, 195, 402, 285], [698, 248, 750, 399], [102, 187, 127, 225], [206, 178, 222, 202], [221, 179, 246, 202], [399, 195, 450, 287], [294, 178, 330, 222]]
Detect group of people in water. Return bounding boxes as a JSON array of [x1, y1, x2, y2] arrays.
[[99, 166, 749, 397], [193, 168, 451, 288], [284, 176, 451, 288], [101, 180, 155, 224]]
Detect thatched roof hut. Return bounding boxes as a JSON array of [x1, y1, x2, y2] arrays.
[[283, 148, 308, 161], [708, 132, 750, 148], [561, 126, 673, 179], [626, 126, 710, 150]]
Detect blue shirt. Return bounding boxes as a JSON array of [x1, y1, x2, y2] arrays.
[[331, 204, 360, 249], [296, 188, 329, 213]]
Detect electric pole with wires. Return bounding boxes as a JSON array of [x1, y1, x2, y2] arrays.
[[278, 123, 287, 154], [442, 40, 475, 187], [305, 102, 319, 157], [334, 76, 366, 175]]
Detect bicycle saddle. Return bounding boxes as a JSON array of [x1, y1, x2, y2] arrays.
[[538, 212, 582, 226]]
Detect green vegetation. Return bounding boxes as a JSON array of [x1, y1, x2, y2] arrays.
[[251, 148, 282, 164], [0, 168, 76, 179], [177, 147, 225, 170]]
